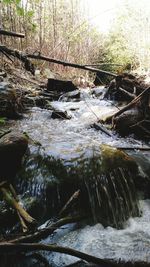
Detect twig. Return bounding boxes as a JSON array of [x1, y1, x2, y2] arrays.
[[0, 130, 11, 139], [118, 87, 135, 100], [59, 190, 80, 216]]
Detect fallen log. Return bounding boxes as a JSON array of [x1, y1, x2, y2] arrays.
[[0, 242, 149, 267], [0, 45, 35, 75], [0, 29, 25, 38], [26, 54, 117, 77]]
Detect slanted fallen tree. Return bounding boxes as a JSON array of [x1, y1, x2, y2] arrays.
[[0, 44, 117, 78], [26, 53, 117, 77], [0, 45, 35, 74]]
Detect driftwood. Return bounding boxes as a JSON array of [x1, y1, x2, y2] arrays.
[[105, 87, 150, 123], [0, 45, 35, 74], [0, 29, 25, 38], [0, 186, 36, 232], [59, 190, 80, 216], [8, 215, 83, 243], [91, 122, 112, 137], [0, 242, 150, 267], [27, 53, 117, 77], [118, 87, 135, 100]]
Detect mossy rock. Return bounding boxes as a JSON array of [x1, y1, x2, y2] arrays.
[[100, 144, 137, 173], [14, 145, 140, 228]]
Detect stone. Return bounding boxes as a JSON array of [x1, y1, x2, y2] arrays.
[[47, 78, 77, 93], [51, 110, 71, 119], [0, 133, 28, 180]]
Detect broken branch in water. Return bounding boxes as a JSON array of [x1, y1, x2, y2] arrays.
[[105, 86, 150, 124], [59, 190, 80, 216], [8, 215, 84, 243], [0, 242, 149, 267], [0, 186, 36, 231]]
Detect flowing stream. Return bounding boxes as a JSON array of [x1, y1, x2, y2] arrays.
[[5, 87, 150, 266]]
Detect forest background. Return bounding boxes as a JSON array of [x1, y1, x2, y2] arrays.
[[1, 0, 150, 78]]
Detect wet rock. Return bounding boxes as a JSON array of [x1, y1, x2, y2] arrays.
[[114, 108, 142, 136], [0, 133, 28, 180], [51, 110, 71, 119], [47, 78, 77, 93], [91, 87, 107, 99], [15, 145, 140, 228], [60, 90, 80, 102]]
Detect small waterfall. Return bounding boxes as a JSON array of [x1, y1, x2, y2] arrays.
[[84, 166, 139, 228], [14, 144, 140, 228]]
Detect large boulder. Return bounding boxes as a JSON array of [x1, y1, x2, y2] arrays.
[[0, 133, 28, 180], [47, 78, 77, 93], [15, 145, 141, 228]]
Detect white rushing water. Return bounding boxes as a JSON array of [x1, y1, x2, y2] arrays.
[[14, 89, 147, 161], [12, 88, 150, 266], [41, 200, 150, 266]]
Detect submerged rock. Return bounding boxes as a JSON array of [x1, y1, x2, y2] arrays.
[[51, 110, 71, 119], [0, 133, 28, 180], [60, 90, 81, 102]]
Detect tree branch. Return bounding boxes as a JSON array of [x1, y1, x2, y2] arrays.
[[0, 45, 35, 75], [0, 29, 25, 38], [8, 215, 83, 243], [105, 86, 150, 123], [0, 242, 148, 267], [26, 54, 117, 77]]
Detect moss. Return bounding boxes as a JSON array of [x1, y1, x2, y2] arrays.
[[100, 144, 138, 174]]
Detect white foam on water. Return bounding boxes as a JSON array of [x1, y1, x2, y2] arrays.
[[40, 200, 150, 266]]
